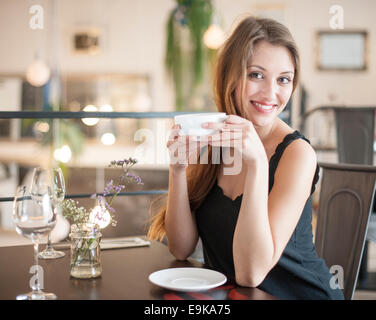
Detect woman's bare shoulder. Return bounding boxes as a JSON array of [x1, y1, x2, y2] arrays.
[[270, 120, 316, 164], [265, 120, 295, 157]]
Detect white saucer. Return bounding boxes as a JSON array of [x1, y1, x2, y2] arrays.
[[148, 267, 227, 292]]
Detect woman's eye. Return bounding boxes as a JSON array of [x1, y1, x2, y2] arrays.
[[279, 77, 291, 85], [249, 72, 263, 79]]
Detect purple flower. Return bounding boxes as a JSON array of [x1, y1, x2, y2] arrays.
[[92, 157, 143, 226], [126, 172, 143, 185], [104, 200, 115, 213], [104, 180, 114, 195], [63, 157, 142, 229], [114, 185, 123, 193]]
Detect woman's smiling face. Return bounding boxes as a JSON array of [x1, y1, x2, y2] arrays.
[[235, 40, 295, 128]]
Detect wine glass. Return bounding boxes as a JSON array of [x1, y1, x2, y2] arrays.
[[29, 167, 49, 204], [13, 185, 57, 300], [52, 167, 66, 205], [30, 167, 66, 259]]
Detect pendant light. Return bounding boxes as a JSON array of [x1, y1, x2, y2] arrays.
[[26, 51, 51, 87], [203, 5, 225, 50]]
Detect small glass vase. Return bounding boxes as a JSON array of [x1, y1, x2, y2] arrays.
[[69, 223, 102, 279]]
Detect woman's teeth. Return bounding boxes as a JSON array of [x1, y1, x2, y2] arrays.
[[252, 101, 274, 111]]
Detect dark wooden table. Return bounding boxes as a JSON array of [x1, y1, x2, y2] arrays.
[[0, 238, 277, 300]]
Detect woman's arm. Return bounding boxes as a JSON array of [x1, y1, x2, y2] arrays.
[[233, 138, 317, 287], [164, 125, 200, 260], [204, 115, 317, 287], [165, 166, 199, 260]]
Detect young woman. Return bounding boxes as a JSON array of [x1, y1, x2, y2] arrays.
[[148, 16, 344, 300]]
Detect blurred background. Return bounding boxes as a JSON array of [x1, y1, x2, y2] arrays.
[[0, 0, 376, 297]]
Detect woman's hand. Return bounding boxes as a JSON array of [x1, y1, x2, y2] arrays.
[[202, 115, 267, 166], [167, 124, 207, 170]]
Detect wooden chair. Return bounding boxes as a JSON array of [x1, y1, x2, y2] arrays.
[[334, 108, 375, 165], [315, 162, 376, 300], [334, 107, 375, 286]]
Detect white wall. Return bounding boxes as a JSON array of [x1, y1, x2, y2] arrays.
[[0, 0, 175, 112], [0, 0, 375, 122], [292, 0, 376, 107]]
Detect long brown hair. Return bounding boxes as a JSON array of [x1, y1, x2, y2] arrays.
[[147, 16, 300, 241]]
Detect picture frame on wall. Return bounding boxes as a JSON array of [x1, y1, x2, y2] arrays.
[[65, 26, 107, 56], [316, 31, 368, 71]]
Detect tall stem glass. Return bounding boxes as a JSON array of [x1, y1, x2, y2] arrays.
[[13, 185, 57, 300], [31, 167, 66, 259]]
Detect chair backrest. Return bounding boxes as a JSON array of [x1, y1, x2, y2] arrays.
[[334, 108, 375, 165], [315, 162, 376, 300]]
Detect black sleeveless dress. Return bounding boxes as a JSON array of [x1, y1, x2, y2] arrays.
[[195, 130, 344, 300]]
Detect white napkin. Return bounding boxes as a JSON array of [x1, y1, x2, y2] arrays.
[[53, 237, 151, 250]]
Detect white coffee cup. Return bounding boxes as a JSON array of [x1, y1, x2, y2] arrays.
[[174, 113, 227, 137]]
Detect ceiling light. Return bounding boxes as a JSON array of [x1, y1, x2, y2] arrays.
[[26, 59, 51, 87], [203, 24, 225, 49], [82, 105, 99, 126], [101, 132, 116, 145], [53, 145, 72, 163]]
